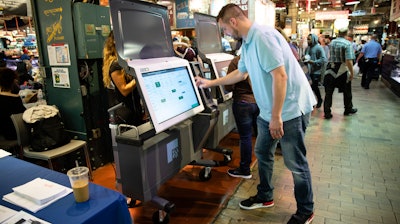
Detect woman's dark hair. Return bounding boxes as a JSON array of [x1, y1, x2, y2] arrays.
[[0, 67, 18, 92]]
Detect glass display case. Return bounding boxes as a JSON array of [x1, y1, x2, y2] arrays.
[[381, 39, 400, 96]]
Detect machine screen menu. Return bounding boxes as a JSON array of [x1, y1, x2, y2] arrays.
[[142, 66, 200, 124]]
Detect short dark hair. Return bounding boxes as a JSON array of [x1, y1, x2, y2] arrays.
[[216, 4, 245, 23], [337, 29, 348, 37], [0, 67, 18, 92]]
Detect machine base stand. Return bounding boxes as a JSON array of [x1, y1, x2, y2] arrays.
[[152, 210, 170, 224], [151, 196, 175, 224], [126, 197, 138, 208], [189, 146, 233, 176]]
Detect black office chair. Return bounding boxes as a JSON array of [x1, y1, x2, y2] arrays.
[[0, 135, 18, 155], [10, 113, 93, 178]]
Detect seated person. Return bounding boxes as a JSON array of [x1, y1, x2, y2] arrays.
[[173, 36, 197, 62], [0, 67, 26, 140], [16, 61, 33, 86]]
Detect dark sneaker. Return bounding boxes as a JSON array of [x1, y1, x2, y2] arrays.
[[316, 99, 323, 108], [239, 195, 274, 210], [287, 212, 314, 224], [344, 108, 358, 116], [324, 113, 332, 119], [227, 168, 252, 179]]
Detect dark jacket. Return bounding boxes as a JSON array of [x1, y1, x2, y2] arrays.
[[305, 34, 327, 75]]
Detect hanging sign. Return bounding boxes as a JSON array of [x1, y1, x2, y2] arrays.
[[315, 10, 349, 20]]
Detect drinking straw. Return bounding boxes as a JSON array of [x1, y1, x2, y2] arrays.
[[75, 160, 80, 175]]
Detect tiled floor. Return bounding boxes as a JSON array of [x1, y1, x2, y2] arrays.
[[213, 78, 400, 224]]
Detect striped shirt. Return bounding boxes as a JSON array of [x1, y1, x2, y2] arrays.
[[329, 37, 355, 63]]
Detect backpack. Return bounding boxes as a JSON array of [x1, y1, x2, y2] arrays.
[[28, 115, 71, 152], [22, 105, 71, 152]]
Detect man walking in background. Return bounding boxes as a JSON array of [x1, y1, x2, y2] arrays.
[[304, 33, 326, 108], [323, 28, 357, 119], [356, 34, 382, 89]]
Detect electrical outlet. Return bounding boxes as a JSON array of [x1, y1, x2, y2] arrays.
[[92, 128, 101, 139]]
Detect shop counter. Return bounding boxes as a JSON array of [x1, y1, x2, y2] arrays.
[[381, 54, 400, 97]]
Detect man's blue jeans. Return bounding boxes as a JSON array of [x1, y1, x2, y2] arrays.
[[232, 101, 259, 173], [254, 113, 314, 215]]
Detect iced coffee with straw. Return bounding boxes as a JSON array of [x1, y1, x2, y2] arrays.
[[67, 166, 89, 202]]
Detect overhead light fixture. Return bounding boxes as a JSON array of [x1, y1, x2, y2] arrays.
[[345, 0, 360, 5], [319, 1, 332, 5]]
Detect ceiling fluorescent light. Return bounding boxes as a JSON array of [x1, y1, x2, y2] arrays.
[[345, 0, 360, 5], [319, 1, 332, 5]]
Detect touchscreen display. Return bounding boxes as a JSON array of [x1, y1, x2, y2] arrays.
[[142, 66, 201, 124]]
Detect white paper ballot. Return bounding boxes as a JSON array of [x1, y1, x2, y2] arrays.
[[2, 210, 51, 224], [0, 205, 18, 223]]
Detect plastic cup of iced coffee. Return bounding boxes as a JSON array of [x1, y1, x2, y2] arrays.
[[67, 166, 89, 203]]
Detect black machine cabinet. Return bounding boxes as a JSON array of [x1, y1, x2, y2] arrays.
[[115, 129, 181, 203]]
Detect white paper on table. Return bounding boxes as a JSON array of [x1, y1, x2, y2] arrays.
[[0, 205, 18, 223], [0, 149, 11, 158], [12, 178, 67, 205], [2, 210, 51, 224], [2, 188, 72, 213]]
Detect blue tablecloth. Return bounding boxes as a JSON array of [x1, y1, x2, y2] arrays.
[[0, 156, 132, 224]]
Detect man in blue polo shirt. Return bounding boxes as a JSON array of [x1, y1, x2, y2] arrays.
[[356, 34, 382, 89], [195, 4, 315, 224]]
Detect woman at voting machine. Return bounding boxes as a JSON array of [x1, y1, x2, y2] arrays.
[[102, 31, 144, 126]]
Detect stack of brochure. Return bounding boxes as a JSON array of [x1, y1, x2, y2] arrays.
[[2, 178, 72, 213], [12, 178, 67, 205]]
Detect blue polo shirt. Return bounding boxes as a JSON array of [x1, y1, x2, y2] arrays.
[[361, 40, 382, 59], [238, 24, 316, 122]]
